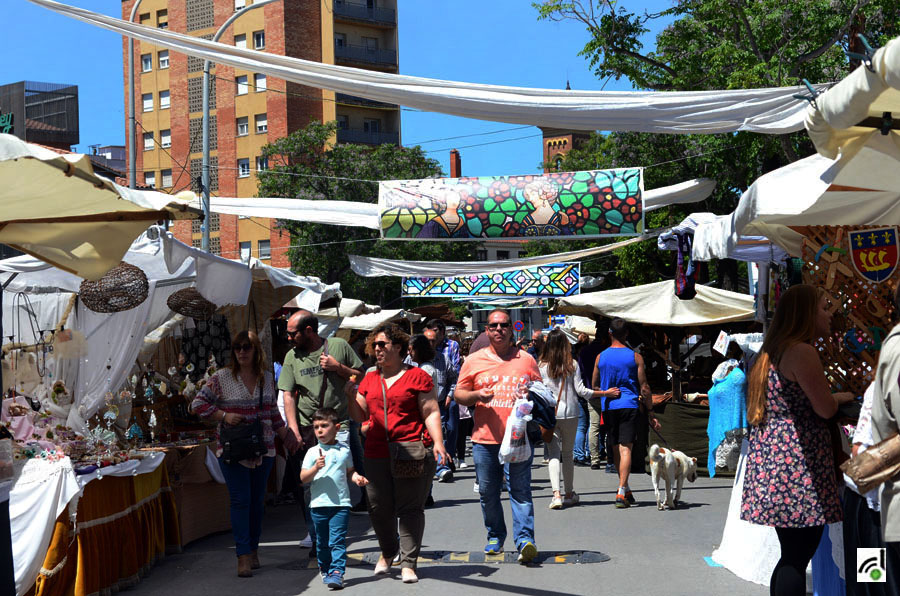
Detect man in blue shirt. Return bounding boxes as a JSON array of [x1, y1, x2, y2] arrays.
[[592, 318, 660, 508], [425, 319, 460, 469]]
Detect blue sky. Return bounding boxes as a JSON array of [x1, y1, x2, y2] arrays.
[[7, 0, 673, 178]]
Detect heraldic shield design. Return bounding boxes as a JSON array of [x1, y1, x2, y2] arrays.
[[849, 227, 899, 283]]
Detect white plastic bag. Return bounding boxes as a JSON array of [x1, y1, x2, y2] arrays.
[[499, 398, 532, 464]]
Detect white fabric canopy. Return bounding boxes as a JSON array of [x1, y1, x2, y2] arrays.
[[692, 132, 900, 260], [350, 235, 651, 277], [807, 35, 900, 158], [33, 0, 822, 135], [198, 178, 714, 230], [658, 213, 789, 263], [322, 309, 422, 332], [553, 280, 755, 326], [0, 134, 198, 280]]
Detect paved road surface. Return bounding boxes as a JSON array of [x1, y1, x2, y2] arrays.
[[131, 459, 766, 596]]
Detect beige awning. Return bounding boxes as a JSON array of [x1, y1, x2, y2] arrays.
[[0, 134, 199, 279]]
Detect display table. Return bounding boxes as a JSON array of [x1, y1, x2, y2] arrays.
[[149, 442, 231, 546], [12, 452, 180, 596]]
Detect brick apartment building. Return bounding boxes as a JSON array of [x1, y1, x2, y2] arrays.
[[121, 0, 400, 267]]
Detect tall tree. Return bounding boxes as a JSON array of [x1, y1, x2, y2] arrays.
[[257, 121, 475, 306]]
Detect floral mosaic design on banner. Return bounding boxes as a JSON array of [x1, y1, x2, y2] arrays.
[[379, 169, 643, 239], [402, 263, 580, 298]]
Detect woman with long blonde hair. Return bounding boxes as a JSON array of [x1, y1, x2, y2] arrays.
[[740, 285, 855, 595]]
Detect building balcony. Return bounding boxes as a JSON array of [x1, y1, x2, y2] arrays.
[[335, 93, 398, 110], [333, 1, 396, 27], [334, 44, 397, 67], [336, 127, 399, 145]]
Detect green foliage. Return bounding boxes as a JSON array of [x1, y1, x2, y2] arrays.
[[256, 121, 476, 306]]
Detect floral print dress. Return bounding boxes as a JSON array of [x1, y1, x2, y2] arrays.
[[740, 365, 842, 528]]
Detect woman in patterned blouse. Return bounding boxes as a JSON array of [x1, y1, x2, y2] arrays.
[[192, 330, 298, 578]]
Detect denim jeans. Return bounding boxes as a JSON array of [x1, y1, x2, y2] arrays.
[[218, 456, 275, 556], [310, 506, 350, 576], [472, 442, 535, 550], [573, 398, 590, 461], [435, 401, 458, 475]]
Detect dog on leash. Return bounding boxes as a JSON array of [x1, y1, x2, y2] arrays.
[[649, 444, 698, 510]]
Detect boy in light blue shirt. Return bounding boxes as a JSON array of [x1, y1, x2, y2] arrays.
[[301, 407, 368, 590]]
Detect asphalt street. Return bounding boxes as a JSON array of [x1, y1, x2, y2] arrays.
[[130, 458, 767, 596]]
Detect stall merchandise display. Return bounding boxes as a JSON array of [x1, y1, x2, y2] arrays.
[[78, 262, 149, 313]]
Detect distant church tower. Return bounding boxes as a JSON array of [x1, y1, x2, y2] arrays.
[[540, 80, 591, 172]]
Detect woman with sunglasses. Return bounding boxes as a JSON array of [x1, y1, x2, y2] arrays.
[[192, 330, 298, 577], [348, 323, 449, 584]]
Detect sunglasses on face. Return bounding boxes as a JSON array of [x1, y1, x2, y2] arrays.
[[372, 341, 392, 350], [486, 322, 511, 329], [234, 343, 254, 352]]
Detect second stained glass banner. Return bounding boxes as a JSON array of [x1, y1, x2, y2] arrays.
[[402, 263, 580, 298]]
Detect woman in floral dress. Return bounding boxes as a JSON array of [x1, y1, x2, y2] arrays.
[[741, 284, 855, 596]]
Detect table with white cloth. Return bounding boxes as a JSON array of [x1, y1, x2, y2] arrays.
[[10, 452, 180, 596]]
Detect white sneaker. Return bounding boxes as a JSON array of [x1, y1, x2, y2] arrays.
[[458, 460, 469, 469], [473, 481, 480, 494], [298, 533, 312, 548], [563, 493, 580, 507], [548, 496, 563, 510]]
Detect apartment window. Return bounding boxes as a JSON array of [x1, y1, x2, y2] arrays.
[[363, 36, 379, 51], [234, 33, 246, 49], [237, 158, 250, 178], [143, 132, 154, 151], [160, 129, 171, 148], [142, 93, 153, 112], [159, 90, 170, 110], [234, 0, 246, 10], [239, 241, 251, 264], [254, 73, 267, 92], [235, 75, 248, 95], [141, 54, 152, 72], [144, 171, 156, 188], [253, 30, 265, 49], [255, 113, 267, 133], [161, 169, 173, 188], [334, 33, 346, 48], [158, 50, 169, 69], [139, 12, 150, 24], [157, 9, 168, 29], [337, 114, 349, 129], [258, 240, 271, 260], [256, 156, 268, 171], [363, 118, 381, 133], [496, 250, 510, 260], [236, 116, 249, 136]]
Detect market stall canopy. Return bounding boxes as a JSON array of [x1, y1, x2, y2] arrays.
[[324, 309, 422, 332], [691, 132, 900, 260], [658, 213, 789, 263], [553, 280, 755, 326], [33, 0, 823, 135], [284, 296, 379, 318], [0, 134, 198, 280], [806, 35, 900, 159]]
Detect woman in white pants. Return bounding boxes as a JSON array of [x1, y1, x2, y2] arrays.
[[539, 328, 604, 509]]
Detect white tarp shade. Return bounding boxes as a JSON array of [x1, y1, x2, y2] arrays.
[[350, 235, 650, 278], [658, 213, 789, 263], [0, 134, 198, 280], [692, 132, 900, 260], [553, 280, 755, 326], [33, 0, 823, 135], [197, 178, 714, 229], [807, 36, 900, 158], [322, 309, 423, 332]]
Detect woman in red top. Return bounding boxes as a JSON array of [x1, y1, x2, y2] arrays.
[[348, 323, 448, 584]]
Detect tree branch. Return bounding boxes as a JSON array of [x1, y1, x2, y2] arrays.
[[732, 1, 765, 63], [609, 45, 678, 77], [788, 0, 862, 78]]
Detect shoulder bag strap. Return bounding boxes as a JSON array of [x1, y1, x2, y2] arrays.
[[317, 339, 330, 409], [381, 374, 390, 442], [556, 377, 565, 416]]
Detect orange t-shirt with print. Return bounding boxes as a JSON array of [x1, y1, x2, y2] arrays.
[[456, 347, 541, 445]]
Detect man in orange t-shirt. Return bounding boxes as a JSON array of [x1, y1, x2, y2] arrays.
[[455, 309, 541, 564]]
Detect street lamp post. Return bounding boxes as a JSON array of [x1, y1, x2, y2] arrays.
[[127, 0, 143, 189], [202, 0, 280, 252]]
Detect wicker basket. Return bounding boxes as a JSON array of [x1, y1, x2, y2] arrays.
[[79, 262, 149, 313], [167, 287, 217, 320]]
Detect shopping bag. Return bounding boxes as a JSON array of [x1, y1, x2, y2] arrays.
[[499, 398, 532, 464]]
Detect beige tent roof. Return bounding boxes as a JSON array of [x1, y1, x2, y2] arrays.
[[553, 280, 755, 326], [0, 134, 199, 279]]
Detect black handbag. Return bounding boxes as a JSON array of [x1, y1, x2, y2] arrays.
[[220, 381, 267, 465]]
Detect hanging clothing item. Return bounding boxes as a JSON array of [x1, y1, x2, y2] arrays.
[[675, 233, 698, 300]]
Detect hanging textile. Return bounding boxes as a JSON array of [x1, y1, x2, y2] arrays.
[[31, 0, 824, 134], [380, 169, 642, 239], [402, 263, 580, 298]]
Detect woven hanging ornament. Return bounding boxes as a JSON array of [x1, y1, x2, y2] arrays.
[[167, 287, 217, 320], [79, 262, 149, 313]]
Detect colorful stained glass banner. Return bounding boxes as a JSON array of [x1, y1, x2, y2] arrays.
[[402, 263, 581, 298], [379, 169, 643, 240]]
